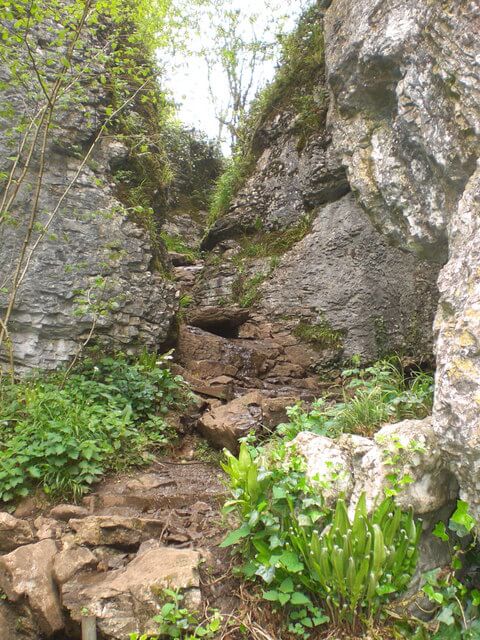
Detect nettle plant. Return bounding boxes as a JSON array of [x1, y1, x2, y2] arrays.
[[221, 442, 421, 637], [0, 352, 188, 502]]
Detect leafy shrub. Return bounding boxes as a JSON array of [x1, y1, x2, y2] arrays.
[[277, 357, 434, 440], [208, 153, 253, 226], [0, 353, 188, 502], [221, 442, 420, 636]]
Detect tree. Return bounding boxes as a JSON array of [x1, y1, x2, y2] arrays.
[[185, 0, 298, 151]]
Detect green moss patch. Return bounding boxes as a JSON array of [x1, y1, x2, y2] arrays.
[[293, 320, 345, 350]]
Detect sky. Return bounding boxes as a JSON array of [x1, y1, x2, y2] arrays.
[[160, 1, 310, 152]]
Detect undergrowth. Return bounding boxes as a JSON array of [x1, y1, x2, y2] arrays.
[[0, 352, 189, 502], [232, 216, 314, 262], [221, 442, 420, 637], [277, 357, 434, 440]]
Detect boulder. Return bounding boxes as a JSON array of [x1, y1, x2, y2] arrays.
[[0, 513, 36, 552], [292, 418, 458, 520], [198, 391, 265, 451], [53, 545, 97, 585], [289, 431, 356, 505], [69, 515, 167, 547], [49, 504, 89, 521], [62, 547, 201, 639], [0, 539, 63, 635], [33, 516, 66, 540], [197, 391, 296, 451]]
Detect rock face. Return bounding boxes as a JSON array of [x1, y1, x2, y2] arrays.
[[258, 194, 437, 361], [325, 0, 478, 262], [0, 16, 177, 371], [324, 0, 480, 522], [195, 7, 440, 368], [202, 110, 349, 250]]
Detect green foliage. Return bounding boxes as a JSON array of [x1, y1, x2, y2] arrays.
[[251, 4, 327, 139], [130, 588, 222, 639], [232, 216, 314, 261], [399, 501, 480, 640], [208, 153, 253, 226], [208, 4, 326, 223], [221, 443, 420, 636], [233, 272, 267, 308], [160, 232, 199, 263], [293, 320, 345, 350], [0, 353, 188, 502], [303, 494, 420, 630], [277, 358, 434, 440], [424, 501, 480, 639]]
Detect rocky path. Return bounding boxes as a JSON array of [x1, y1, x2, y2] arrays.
[[0, 237, 327, 640], [0, 460, 231, 639]]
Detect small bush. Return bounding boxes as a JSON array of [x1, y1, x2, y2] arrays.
[[130, 588, 222, 640], [208, 154, 253, 226], [293, 320, 345, 350], [0, 353, 188, 502]]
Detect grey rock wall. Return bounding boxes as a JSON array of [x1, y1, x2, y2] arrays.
[[259, 194, 437, 361], [324, 0, 480, 520], [0, 22, 177, 371], [199, 7, 440, 367]]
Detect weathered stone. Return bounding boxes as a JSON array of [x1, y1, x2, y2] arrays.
[[53, 545, 97, 585], [62, 548, 201, 639], [0, 19, 177, 372], [33, 516, 66, 540], [433, 168, 480, 521], [325, 0, 478, 262], [0, 539, 63, 636], [177, 325, 271, 380], [187, 306, 250, 334], [198, 391, 265, 451], [324, 0, 480, 525], [0, 513, 36, 552], [258, 194, 438, 362], [49, 504, 90, 521], [292, 418, 458, 520], [197, 391, 295, 451], [202, 108, 349, 251], [289, 431, 355, 506], [0, 601, 41, 640], [69, 515, 167, 547]]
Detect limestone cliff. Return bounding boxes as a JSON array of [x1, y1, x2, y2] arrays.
[[324, 0, 480, 521], [198, 2, 440, 370]]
